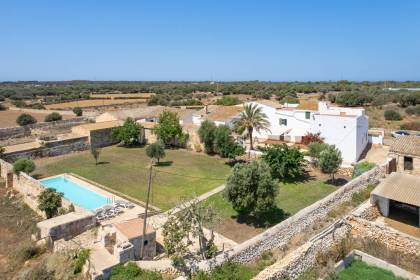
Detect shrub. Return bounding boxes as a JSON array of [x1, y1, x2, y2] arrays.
[[72, 107, 83, 116], [384, 109, 402, 121], [192, 262, 255, 280], [261, 144, 306, 180], [13, 242, 41, 263], [400, 121, 420, 131], [16, 113, 37, 126], [204, 238, 218, 259], [216, 96, 241, 106], [44, 112, 62, 122], [405, 105, 420, 116], [13, 158, 36, 174], [301, 132, 323, 145], [308, 142, 329, 166], [38, 188, 63, 218], [352, 162, 376, 178], [110, 262, 163, 280], [73, 249, 90, 274]]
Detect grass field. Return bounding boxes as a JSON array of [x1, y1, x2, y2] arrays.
[[335, 260, 405, 280], [34, 146, 231, 210], [203, 179, 337, 242], [0, 109, 72, 128]]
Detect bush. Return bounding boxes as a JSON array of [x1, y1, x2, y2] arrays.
[[384, 109, 402, 121], [198, 120, 217, 153], [110, 262, 163, 280], [72, 107, 83, 116], [405, 105, 420, 116], [261, 144, 306, 180], [38, 188, 63, 218], [400, 121, 420, 131], [73, 249, 90, 274], [192, 262, 256, 280], [13, 158, 36, 174], [13, 242, 41, 263], [352, 162, 376, 178], [16, 113, 37, 126], [215, 95, 241, 106], [301, 132, 323, 145], [44, 112, 62, 122], [308, 142, 329, 166]]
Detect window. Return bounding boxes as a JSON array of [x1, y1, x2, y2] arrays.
[[279, 118, 287, 126], [305, 111, 310, 119], [144, 240, 149, 246]]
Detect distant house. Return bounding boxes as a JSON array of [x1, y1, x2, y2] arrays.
[[192, 105, 243, 128], [371, 172, 420, 227], [247, 100, 369, 163], [389, 136, 420, 173]]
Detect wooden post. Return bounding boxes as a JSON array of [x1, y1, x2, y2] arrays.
[[140, 160, 153, 259]]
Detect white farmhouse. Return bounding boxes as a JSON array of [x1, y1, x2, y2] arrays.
[[247, 100, 369, 163]]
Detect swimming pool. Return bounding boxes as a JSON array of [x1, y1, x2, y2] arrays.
[[40, 175, 109, 211]]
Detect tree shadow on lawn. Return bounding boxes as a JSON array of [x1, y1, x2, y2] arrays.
[[325, 177, 348, 187], [155, 161, 173, 167], [233, 207, 291, 229], [280, 171, 315, 184], [97, 161, 110, 165]]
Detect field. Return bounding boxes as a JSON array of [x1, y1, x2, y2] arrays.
[[0, 109, 72, 128], [335, 260, 405, 280], [45, 98, 147, 109], [365, 105, 417, 132], [34, 146, 231, 210], [203, 178, 337, 242]]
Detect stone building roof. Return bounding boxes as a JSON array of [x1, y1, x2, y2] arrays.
[[296, 99, 319, 111], [253, 99, 283, 109], [390, 136, 420, 157], [372, 172, 420, 207], [114, 218, 155, 239], [207, 105, 243, 122]]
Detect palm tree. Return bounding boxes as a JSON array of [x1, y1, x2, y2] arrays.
[[234, 103, 270, 151]]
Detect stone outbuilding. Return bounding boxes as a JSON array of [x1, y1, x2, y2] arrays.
[[389, 136, 420, 173], [100, 218, 156, 262], [371, 172, 420, 227]]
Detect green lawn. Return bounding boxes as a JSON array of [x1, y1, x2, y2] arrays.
[[203, 180, 336, 242], [34, 146, 231, 210], [335, 260, 406, 280]]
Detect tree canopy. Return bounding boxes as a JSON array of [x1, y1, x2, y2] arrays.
[[38, 188, 63, 218], [153, 111, 187, 147], [224, 161, 277, 216], [112, 118, 142, 146]]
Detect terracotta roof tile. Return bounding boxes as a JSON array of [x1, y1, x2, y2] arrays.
[[390, 136, 420, 157]]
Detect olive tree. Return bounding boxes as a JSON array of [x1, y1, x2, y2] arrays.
[[146, 140, 166, 164], [319, 145, 343, 183]]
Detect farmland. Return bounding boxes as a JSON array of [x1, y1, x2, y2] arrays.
[[0, 109, 73, 128], [44, 98, 147, 109]]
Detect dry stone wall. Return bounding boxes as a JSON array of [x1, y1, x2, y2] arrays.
[[3, 136, 89, 162], [192, 161, 388, 272], [0, 117, 88, 140]]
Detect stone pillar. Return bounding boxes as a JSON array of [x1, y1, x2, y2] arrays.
[[377, 197, 390, 217], [6, 172, 13, 188]]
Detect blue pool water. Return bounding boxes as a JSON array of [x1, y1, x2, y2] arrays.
[[40, 175, 109, 211]]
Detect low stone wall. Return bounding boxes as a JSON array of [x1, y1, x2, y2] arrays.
[[0, 158, 74, 217], [90, 128, 120, 148], [253, 214, 420, 280], [253, 219, 352, 280], [0, 117, 88, 140], [3, 136, 89, 162], [191, 161, 388, 272]]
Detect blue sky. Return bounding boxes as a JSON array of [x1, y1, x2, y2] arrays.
[[1, 1, 420, 81]]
